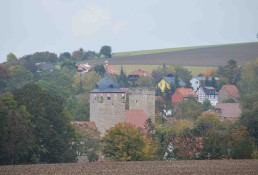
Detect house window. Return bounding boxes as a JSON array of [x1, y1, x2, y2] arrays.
[[107, 97, 111, 100]]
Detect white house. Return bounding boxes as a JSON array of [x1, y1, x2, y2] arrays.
[[196, 86, 218, 106], [190, 76, 219, 91]]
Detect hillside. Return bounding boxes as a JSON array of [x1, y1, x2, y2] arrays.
[[88, 42, 258, 66]]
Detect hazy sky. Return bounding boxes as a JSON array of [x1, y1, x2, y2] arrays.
[[1, 0, 258, 63]]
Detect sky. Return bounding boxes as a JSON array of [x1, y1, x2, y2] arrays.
[[1, 0, 258, 63]]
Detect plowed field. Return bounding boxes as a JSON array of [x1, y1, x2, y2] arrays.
[[1, 160, 258, 175], [88, 42, 258, 66]]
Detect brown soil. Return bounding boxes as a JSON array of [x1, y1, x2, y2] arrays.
[[88, 43, 258, 66], [1, 160, 258, 175]]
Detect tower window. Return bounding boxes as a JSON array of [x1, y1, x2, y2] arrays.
[[136, 100, 138, 103], [97, 96, 103, 103], [122, 96, 126, 103]]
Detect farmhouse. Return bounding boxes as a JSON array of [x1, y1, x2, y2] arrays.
[[218, 85, 240, 103], [171, 88, 197, 105], [215, 103, 242, 121], [157, 74, 186, 92], [90, 74, 155, 136], [196, 86, 218, 106]]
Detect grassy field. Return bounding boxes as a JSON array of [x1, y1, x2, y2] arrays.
[[1, 160, 258, 175], [112, 65, 215, 76], [112, 42, 257, 57]]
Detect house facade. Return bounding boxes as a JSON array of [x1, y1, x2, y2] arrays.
[[171, 88, 197, 105], [190, 76, 219, 91], [218, 85, 240, 103], [215, 103, 242, 121], [196, 86, 218, 106], [157, 74, 186, 92]]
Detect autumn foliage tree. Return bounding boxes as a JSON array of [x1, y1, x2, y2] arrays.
[[104, 122, 156, 161]]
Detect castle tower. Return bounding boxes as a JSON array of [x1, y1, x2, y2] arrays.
[[90, 74, 126, 136], [128, 88, 155, 123]]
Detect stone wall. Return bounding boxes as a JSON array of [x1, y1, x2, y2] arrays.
[[90, 92, 126, 136], [128, 87, 155, 123]]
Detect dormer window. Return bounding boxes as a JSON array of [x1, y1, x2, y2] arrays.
[[109, 84, 114, 88]]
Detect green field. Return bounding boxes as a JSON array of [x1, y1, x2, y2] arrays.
[[112, 65, 215, 76], [112, 42, 256, 57]]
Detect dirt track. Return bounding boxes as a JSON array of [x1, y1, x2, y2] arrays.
[[1, 160, 258, 175], [89, 43, 258, 66]]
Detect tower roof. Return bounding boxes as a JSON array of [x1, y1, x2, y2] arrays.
[[91, 74, 125, 93]]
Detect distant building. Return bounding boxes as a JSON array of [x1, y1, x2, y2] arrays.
[[128, 87, 155, 123], [215, 103, 242, 121], [77, 63, 92, 74], [196, 86, 218, 106], [90, 74, 155, 136], [128, 69, 151, 83], [218, 85, 240, 103], [190, 76, 219, 91], [172, 88, 197, 105], [104, 60, 117, 75], [157, 74, 186, 92]]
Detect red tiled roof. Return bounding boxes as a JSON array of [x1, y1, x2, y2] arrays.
[[220, 85, 240, 99], [105, 64, 118, 75], [177, 88, 197, 97], [215, 103, 242, 120], [125, 110, 148, 129], [129, 69, 151, 77], [172, 88, 197, 105], [71, 121, 97, 131]]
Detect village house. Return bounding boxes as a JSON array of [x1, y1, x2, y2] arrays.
[[157, 74, 186, 92], [215, 103, 242, 121], [128, 69, 151, 83], [196, 86, 218, 106], [76, 63, 92, 74], [171, 88, 197, 105], [190, 76, 219, 91], [218, 85, 240, 103]]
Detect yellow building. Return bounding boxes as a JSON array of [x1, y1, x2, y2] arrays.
[[157, 79, 171, 92], [156, 75, 186, 92]]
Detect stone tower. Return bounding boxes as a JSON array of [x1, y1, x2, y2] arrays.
[[90, 74, 126, 136], [128, 88, 155, 123]]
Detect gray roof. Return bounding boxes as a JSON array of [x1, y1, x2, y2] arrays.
[[163, 76, 186, 87], [90, 74, 125, 93], [202, 86, 218, 95]]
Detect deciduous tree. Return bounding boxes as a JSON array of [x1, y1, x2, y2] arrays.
[[13, 84, 77, 163], [104, 122, 156, 161], [100, 46, 112, 58]]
